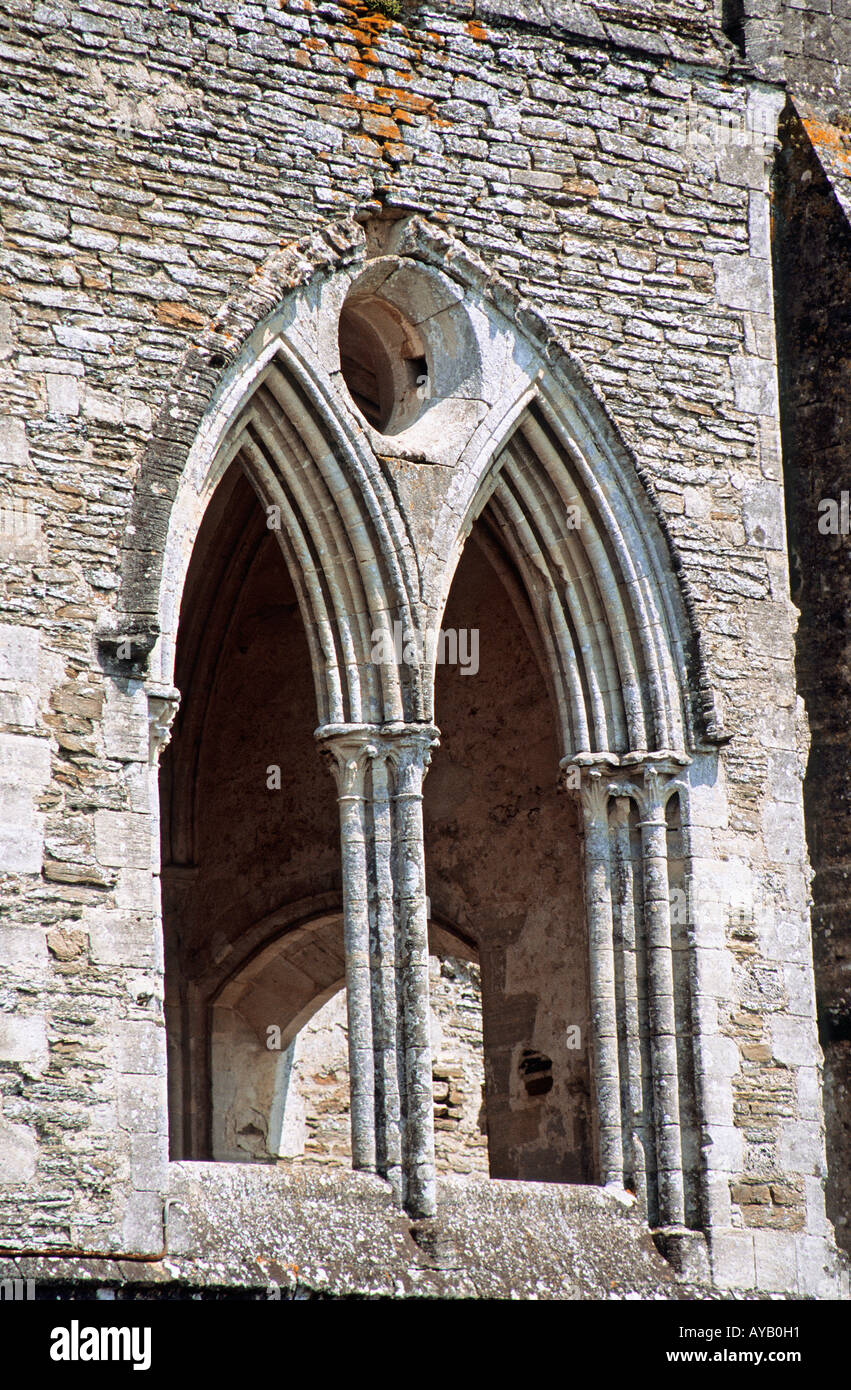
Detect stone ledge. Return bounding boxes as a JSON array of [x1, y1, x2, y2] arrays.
[[0, 1166, 772, 1300]]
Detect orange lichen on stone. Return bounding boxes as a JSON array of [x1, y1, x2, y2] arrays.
[[348, 131, 384, 157], [362, 113, 401, 140], [338, 76, 436, 154], [341, 93, 394, 121], [803, 118, 851, 174], [466, 20, 487, 41], [376, 87, 432, 115], [347, 13, 395, 46], [157, 302, 206, 329]]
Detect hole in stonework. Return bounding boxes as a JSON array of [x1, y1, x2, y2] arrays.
[[338, 293, 429, 436], [722, 0, 746, 55], [409, 354, 428, 392], [518, 1049, 554, 1098]]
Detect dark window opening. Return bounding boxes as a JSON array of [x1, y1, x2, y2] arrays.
[[722, 0, 747, 56]]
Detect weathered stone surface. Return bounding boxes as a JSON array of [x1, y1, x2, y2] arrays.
[[161, 1164, 699, 1299], [0, 0, 847, 1300]]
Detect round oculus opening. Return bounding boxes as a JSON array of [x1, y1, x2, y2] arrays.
[[338, 293, 429, 436]]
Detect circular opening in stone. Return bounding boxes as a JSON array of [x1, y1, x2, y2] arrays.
[[338, 293, 429, 436]]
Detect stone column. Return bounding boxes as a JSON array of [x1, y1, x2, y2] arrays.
[[610, 793, 648, 1216], [369, 750, 403, 1194], [633, 764, 686, 1229], [146, 681, 181, 955], [319, 731, 378, 1177], [319, 722, 439, 1218], [390, 727, 438, 1219], [574, 766, 624, 1188], [145, 683, 185, 1158]]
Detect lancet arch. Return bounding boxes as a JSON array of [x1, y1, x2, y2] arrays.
[[100, 212, 721, 758], [98, 219, 427, 730], [420, 351, 718, 766]]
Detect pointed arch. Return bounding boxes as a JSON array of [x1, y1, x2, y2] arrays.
[[215, 343, 424, 725], [405, 263, 724, 758], [425, 385, 692, 761], [118, 210, 730, 1231], [98, 217, 426, 728]]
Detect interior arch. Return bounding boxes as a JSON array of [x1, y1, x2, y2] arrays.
[[209, 913, 480, 1167], [424, 518, 594, 1184], [160, 461, 342, 1159]]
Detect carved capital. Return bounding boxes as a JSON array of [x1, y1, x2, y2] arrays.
[[316, 722, 440, 800], [316, 729, 376, 799], [578, 767, 614, 830], [384, 723, 440, 798], [146, 683, 180, 763], [602, 756, 688, 821], [560, 751, 690, 829]]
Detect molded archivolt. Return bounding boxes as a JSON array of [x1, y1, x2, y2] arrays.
[[218, 349, 422, 726], [101, 217, 426, 728], [470, 403, 689, 762], [405, 217, 722, 761], [123, 212, 726, 1231], [100, 213, 722, 758]]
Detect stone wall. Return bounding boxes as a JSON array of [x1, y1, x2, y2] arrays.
[[726, 0, 851, 99], [0, 0, 840, 1292], [782, 0, 851, 108]]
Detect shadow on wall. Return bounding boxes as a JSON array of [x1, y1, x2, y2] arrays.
[[773, 103, 851, 1254]]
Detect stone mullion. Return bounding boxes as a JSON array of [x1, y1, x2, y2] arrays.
[[578, 768, 624, 1187], [322, 738, 377, 1174], [391, 728, 439, 1220], [668, 779, 715, 1238], [368, 750, 403, 1201], [611, 795, 648, 1216], [320, 723, 438, 1218], [637, 768, 686, 1229]]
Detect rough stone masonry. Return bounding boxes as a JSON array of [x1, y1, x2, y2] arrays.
[[0, 0, 850, 1299]]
